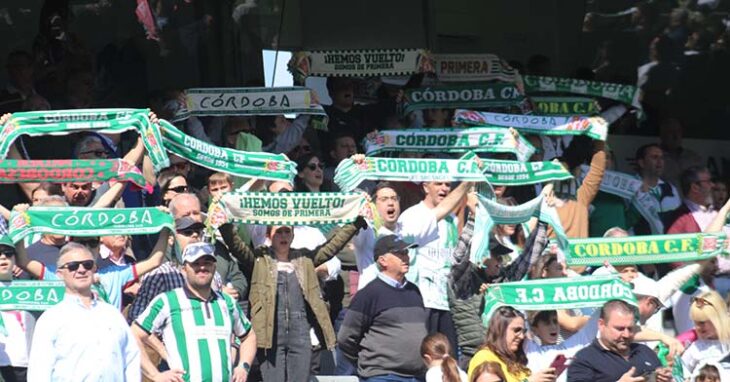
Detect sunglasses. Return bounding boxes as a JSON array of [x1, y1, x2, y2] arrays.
[[79, 149, 108, 158], [692, 296, 714, 309], [306, 163, 324, 171], [0, 249, 15, 258], [177, 227, 204, 237], [60, 260, 95, 272], [167, 185, 188, 193]]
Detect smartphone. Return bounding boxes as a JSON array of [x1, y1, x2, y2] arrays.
[[550, 354, 568, 376]]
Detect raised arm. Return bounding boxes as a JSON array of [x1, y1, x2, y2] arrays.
[[11, 204, 44, 278], [132, 227, 171, 277], [311, 216, 367, 266], [449, 193, 479, 297], [576, 140, 606, 207], [432, 181, 474, 221], [219, 222, 257, 266]]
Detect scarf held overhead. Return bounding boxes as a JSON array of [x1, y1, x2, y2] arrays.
[[8, 207, 174, 243], [401, 84, 525, 115], [565, 232, 727, 266], [287, 49, 433, 81], [333, 152, 486, 192], [0, 159, 150, 191], [0, 109, 169, 172], [362, 127, 535, 162], [207, 191, 366, 227], [159, 120, 297, 183], [482, 275, 637, 324]]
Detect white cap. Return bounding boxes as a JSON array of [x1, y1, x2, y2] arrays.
[[182, 242, 217, 263], [632, 276, 664, 307]]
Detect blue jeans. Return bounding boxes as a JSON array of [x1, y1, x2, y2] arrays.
[[360, 375, 423, 382]]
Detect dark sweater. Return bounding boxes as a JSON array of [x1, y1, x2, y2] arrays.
[[337, 277, 428, 378]]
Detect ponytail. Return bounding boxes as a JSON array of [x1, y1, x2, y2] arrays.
[[441, 354, 461, 382]]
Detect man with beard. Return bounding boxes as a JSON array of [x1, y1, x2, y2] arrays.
[[567, 300, 671, 382], [132, 242, 256, 382], [666, 167, 716, 235]]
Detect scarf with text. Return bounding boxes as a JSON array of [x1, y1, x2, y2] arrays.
[[334, 152, 486, 192], [288, 49, 433, 81], [401, 84, 525, 115], [0, 159, 150, 191], [482, 159, 572, 186], [8, 207, 174, 243], [0, 109, 169, 171], [524, 76, 639, 109], [529, 96, 602, 116], [206, 191, 366, 228], [565, 232, 727, 266], [482, 275, 637, 324], [363, 127, 535, 162], [174, 87, 328, 129], [432, 53, 522, 83], [160, 120, 297, 183]]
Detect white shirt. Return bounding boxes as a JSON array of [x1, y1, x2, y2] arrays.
[[684, 199, 717, 231], [0, 309, 36, 367], [248, 225, 326, 249], [681, 340, 730, 377], [425, 365, 468, 382], [27, 294, 140, 382], [399, 201, 458, 310], [352, 210, 439, 290], [526, 312, 599, 380]]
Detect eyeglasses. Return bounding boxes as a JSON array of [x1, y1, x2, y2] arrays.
[[79, 149, 109, 158], [692, 296, 714, 309], [59, 260, 95, 272], [376, 195, 400, 203], [306, 163, 324, 171], [167, 185, 188, 193], [176, 228, 204, 237]]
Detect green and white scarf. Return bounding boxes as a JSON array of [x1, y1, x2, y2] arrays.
[[0, 159, 149, 190], [432, 53, 521, 83], [402, 84, 524, 115], [482, 159, 572, 186], [471, 193, 569, 265], [206, 191, 365, 227], [363, 127, 535, 162], [174, 87, 328, 128], [453, 109, 609, 141], [160, 120, 297, 183], [578, 165, 663, 234], [524, 76, 639, 109], [529, 96, 601, 116], [8, 207, 174, 243], [334, 152, 486, 192], [565, 232, 727, 266], [288, 49, 433, 81], [0, 109, 169, 172], [482, 275, 637, 324]]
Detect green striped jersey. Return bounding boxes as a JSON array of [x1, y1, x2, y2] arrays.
[[135, 287, 252, 382]]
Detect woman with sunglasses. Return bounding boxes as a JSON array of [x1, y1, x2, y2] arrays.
[[157, 169, 189, 206], [294, 153, 330, 193], [680, 291, 730, 376], [467, 306, 556, 382]]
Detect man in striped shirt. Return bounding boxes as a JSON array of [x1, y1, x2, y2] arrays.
[[132, 242, 256, 382]]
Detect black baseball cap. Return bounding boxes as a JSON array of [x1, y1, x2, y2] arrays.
[[373, 235, 417, 261], [175, 216, 205, 231], [489, 236, 513, 256]]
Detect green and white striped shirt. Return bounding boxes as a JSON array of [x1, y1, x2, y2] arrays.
[[135, 286, 252, 382]]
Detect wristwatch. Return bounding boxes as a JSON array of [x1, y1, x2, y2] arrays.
[[239, 362, 251, 373]]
